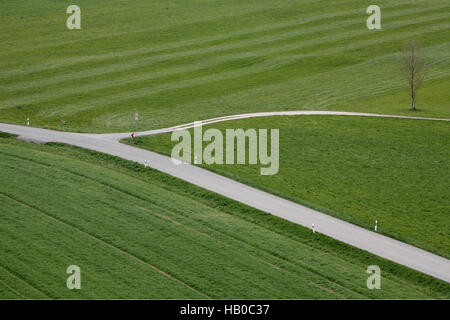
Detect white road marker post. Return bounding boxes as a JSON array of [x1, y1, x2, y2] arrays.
[[312, 223, 315, 234], [194, 155, 198, 165], [26, 118, 30, 127], [375, 220, 378, 232], [144, 160, 147, 168]]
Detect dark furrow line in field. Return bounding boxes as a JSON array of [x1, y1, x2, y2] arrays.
[[0, 190, 211, 299], [0, 149, 70, 170], [199, 219, 423, 298], [136, 205, 349, 298], [0, 145, 192, 215], [0, 278, 27, 299], [136, 205, 348, 298], [0, 147, 161, 205], [183, 220, 368, 298], [135, 205, 367, 299], [0, 259, 50, 299], [0, 151, 52, 169]]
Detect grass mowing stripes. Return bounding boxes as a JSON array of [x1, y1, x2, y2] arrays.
[[0, 264, 48, 299], [1, 4, 443, 85], [0, 134, 448, 299], [0, 0, 449, 132]]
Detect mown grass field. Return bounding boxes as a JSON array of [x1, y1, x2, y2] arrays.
[[0, 0, 449, 133], [0, 133, 449, 299], [132, 116, 450, 259]]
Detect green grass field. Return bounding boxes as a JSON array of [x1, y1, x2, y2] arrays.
[[0, 0, 449, 132], [131, 115, 450, 259], [1, 0, 449, 300], [0, 133, 449, 299]]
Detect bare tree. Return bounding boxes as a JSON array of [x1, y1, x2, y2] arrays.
[[400, 40, 425, 111]]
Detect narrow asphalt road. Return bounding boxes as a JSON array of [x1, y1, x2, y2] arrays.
[[1, 111, 449, 283]]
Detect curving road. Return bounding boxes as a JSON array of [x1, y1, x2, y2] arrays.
[[96, 110, 450, 141], [1, 111, 449, 283]]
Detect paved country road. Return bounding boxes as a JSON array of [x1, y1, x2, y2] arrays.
[[1, 111, 449, 283]]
